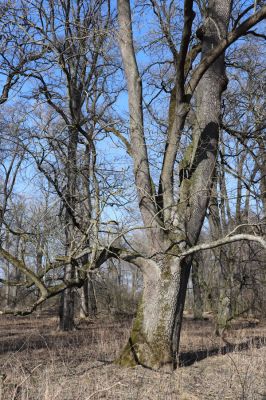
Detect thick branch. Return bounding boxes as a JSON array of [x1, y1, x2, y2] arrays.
[[0, 247, 48, 298], [176, 0, 195, 97], [117, 0, 161, 233], [157, 0, 196, 223], [187, 5, 266, 96], [0, 244, 152, 316]]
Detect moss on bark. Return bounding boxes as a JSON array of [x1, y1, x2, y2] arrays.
[[117, 284, 174, 369]]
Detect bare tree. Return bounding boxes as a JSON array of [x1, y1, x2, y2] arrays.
[[4, 0, 119, 330], [116, 0, 266, 369], [0, 0, 265, 371]]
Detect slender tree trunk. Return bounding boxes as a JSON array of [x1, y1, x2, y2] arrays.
[[236, 151, 245, 225], [4, 231, 10, 308], [218, 143, 232, 231], [192, 259, 204, 320], [88, 275, 97, 317], [131, 267, 140, 303], [9, 236, 21, 309], [34, 242, 43, 316], [259, 143, 266, 216], [3, 232, 21, 309], [59, 127, 78, 331], [4, 264, 10, 308], [209, 181, 231, 335]]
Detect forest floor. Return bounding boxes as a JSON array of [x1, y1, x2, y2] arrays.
[[0, 312, 265, 400]]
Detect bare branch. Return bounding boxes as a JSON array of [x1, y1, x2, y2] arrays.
[[180, 233, 266, 258], [0, 246, 48, 298], [0, 51, 45, 104]]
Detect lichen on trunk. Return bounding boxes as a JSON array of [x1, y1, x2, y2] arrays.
[[117, 256, 189, 370]]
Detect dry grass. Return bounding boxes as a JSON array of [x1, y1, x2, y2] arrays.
[[0, 313, 265, 399]]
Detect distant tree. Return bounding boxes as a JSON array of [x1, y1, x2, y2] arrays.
[[3, 0, 119, 330]]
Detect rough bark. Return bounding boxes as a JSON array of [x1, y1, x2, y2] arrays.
[[180, 0, 232, 244], [79, 274, 97, 319], [118, 256, 187, 370], [59, 264, 75, 331], [170, 0, 232, 360]]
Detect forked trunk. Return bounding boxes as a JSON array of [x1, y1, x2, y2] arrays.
[[117, 0, 232, 370]]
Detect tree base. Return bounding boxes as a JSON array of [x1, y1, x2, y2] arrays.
[[116, 336, 174, 371]]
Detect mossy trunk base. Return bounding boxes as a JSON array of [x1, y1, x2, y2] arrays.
[[116, 302, 173, 370]]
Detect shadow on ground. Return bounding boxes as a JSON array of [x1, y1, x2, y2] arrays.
[[179, 336, 266, 367]]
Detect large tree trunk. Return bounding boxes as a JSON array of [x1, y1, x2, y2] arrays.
[[118, 0, 232, 369], [182, 0, 231, 337], [170, 0, 231, 354], [118, 256, 190, 370], [79, 274, 97, 319], [59, 266, 75, 331]]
